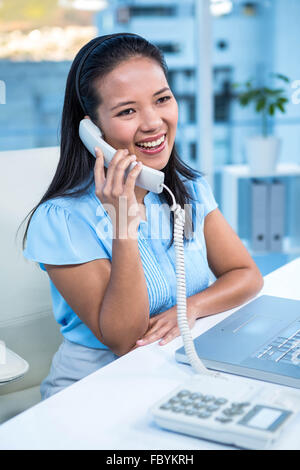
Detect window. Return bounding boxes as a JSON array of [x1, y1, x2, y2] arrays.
[[129, 6, 176, 17], [155, 43, 181, 54], [0, 0, 98, 151]]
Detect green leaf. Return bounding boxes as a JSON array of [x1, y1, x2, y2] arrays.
[[272, 88, 285, 95], [256, 97, 266, 112], [268, 103, 275, 116], [235, 73, 290, 115], [263, 87, 274, 95], [239, 95, 250, 106], [278, 97, 288, 104], [276, 102, 285, 113], [247, 89, 261, 100], [273, 73, 290, 83], [264, 87, 285, 96]]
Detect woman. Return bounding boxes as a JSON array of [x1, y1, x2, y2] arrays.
[[21, 33, 263, 400]]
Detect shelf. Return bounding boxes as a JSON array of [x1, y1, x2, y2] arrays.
[[221, 165, 300, 256], [241, 237, 300, 257]]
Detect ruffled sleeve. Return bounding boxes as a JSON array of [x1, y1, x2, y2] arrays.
[[23, 202, 110, 272], [192, 176, 218, 217]]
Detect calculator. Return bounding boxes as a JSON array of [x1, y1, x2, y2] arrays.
[[150, 374, 299, 449]]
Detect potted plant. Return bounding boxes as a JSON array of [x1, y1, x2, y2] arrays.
[[233, 73, 290, 174]]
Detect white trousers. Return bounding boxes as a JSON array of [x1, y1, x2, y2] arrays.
[[40, 338, 119, 400]]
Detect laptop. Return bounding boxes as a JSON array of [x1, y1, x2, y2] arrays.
[[175, 295, 300, 388]]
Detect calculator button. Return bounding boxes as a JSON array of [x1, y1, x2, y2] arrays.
[[206, 404, 220, 413], [232, 402, 248, 408], [160, 403, 173, 410], [215, 416, 233, 424], [197, 411, 211, 419], [181, 399, 193, 406], [185, 409, 198, 416], [193, 403, 205, 410], [202, 395, 215, 402], [190, 393, 202, 400], [223, 408, 237, 417], [172, 405, 184, 413], [230, 406, 245, 415], [177, 390, 191, 398], [214, 398, 228, 406], [169, 397, 181, 404], [223, 407, 244, 416]]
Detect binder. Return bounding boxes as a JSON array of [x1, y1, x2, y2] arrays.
[[269, 180, 285, 252], [251, 180, 268, 251]]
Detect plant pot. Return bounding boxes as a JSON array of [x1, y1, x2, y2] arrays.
[[245, 136, 281, 175]]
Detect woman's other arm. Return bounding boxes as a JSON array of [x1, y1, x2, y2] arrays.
[[135, 208, 263, 346]]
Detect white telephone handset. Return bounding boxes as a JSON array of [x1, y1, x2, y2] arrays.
[[79, 119, 165, 194]]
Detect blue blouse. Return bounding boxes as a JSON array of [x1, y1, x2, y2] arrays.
[[23, 175, 218, 349]]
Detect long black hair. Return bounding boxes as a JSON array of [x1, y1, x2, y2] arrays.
[[19, 33, 202, 251]]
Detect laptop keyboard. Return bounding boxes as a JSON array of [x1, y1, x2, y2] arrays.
[[255, 322, 300, 365]]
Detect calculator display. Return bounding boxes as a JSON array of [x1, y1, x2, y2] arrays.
[[239, 405, 292, 432]]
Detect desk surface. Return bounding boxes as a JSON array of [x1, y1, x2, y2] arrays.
[[1, 258, 300, 450]]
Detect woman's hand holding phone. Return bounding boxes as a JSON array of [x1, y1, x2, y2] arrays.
[[94, 146, 143, 239]]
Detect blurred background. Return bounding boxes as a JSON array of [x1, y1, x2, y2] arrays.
[[1, 0, 300, 276]]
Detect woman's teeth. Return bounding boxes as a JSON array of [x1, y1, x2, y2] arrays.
[[136, 134, 165, 148]]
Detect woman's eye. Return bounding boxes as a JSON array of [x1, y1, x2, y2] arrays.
[[157, 95, 172, 104], [116, 96, 172, 116], [117, 108, 134, 117]]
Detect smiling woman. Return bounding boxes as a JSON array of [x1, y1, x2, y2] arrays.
[[19, 33, 263, 400], [94, 56, 178, 180]]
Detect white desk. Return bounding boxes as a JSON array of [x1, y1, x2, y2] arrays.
[[1, 258, 300, 450]]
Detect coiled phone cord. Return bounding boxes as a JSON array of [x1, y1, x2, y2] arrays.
[[162, 184, 213, 376]]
